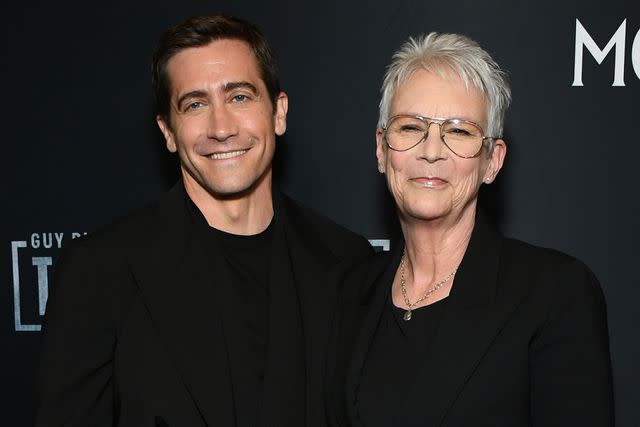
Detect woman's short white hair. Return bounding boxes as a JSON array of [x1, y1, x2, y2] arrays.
[[378, 32, 511, 141]]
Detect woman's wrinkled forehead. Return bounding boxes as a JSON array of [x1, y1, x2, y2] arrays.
[[391, 69, 488, 127]]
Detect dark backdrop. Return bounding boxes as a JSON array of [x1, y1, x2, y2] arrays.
[[2, 0, 638, 424]]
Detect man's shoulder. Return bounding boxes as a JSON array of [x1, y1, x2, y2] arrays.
[[65, 189, 179, 254], [279, 193, 372, 258]]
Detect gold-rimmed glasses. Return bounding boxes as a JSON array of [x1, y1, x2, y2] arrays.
[[382, 114, 499, 158]]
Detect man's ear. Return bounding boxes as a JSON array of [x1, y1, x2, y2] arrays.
[[483, 138, 507, 184], [156, 115, 177, 153], [274, 92, 288, 136], [376, 128, 387, 173]]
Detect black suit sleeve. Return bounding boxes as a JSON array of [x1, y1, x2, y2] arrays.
[[34, 239, 131, 426], [530, 259, 614, 426]]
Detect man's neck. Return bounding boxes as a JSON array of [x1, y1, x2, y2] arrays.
[[183, 175, 274, 236]]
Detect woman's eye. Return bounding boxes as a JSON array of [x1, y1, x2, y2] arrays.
[[447, 127, 472, 136], [400, 125, 424, 133]]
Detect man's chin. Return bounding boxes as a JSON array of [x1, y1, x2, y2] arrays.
[[202, 174, 272, 202], [183, 165, 273, 203], [207, 184, 258, 201]]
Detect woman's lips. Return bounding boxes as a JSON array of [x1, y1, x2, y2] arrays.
[[411, 176, 448, 187]]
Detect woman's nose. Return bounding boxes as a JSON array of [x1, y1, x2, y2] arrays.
[[417, 122, 446, 161]]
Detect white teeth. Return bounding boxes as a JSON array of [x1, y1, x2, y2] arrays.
[[208, 150, 247, 160]]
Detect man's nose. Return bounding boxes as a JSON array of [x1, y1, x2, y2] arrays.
[[207, 104, 238, 142]]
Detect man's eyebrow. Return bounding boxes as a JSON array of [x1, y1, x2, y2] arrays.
[[223, 81, 259, 95], [176, 90, 207, 109]]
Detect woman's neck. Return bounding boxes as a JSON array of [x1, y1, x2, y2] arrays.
[[399, 204, 477, 289]]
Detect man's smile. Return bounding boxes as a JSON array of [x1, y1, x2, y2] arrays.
[[206, 149, 249, 160]]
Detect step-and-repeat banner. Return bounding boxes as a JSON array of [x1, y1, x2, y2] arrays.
[[2, 0, 638, 424]]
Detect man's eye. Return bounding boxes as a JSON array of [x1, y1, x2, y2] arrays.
[[232, 94, 249, 103], [186, 101, 203, 111]]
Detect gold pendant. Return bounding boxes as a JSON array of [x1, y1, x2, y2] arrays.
[[403, 310, 412, 321]]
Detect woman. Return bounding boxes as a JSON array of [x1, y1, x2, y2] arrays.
[[330, 33, 614, 426]]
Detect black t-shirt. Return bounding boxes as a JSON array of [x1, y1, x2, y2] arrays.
[[186, 197, 274, 424], [207, 221, 273, 383], [356, 295, 449, 426]]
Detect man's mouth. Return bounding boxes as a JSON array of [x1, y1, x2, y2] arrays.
[[207, 149, 248, 160]]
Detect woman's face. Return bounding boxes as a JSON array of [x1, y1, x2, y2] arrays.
[[376, 70, 506, 224]]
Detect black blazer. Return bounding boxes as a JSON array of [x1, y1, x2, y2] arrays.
[[329, 214, 614, 427], [34, 183, 372, 427]]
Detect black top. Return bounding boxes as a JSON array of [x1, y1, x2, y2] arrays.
[[356, 295, 448, 426], [187, 197, 274, 425], [208, 221, 273, 383]]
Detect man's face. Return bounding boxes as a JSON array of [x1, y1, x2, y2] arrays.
[[157, 39, 287, 200]]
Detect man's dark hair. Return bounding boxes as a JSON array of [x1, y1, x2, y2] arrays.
[[152, 14, 281, 120]]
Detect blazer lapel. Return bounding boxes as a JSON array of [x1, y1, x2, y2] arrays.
[[346, 246, 403, 427], [396, 215, 517, 426], [126, 184, 236, 426], [276, 193, 343, 426]]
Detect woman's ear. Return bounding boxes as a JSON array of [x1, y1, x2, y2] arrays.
[[483, 139, 506, 183]]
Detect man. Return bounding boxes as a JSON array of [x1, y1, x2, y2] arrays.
[[35, 15, 371, 426]]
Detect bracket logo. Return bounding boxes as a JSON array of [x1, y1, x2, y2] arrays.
[[10, 232, 86, 332]]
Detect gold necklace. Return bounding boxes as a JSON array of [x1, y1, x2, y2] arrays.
[[400, 248, 458, 321]]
